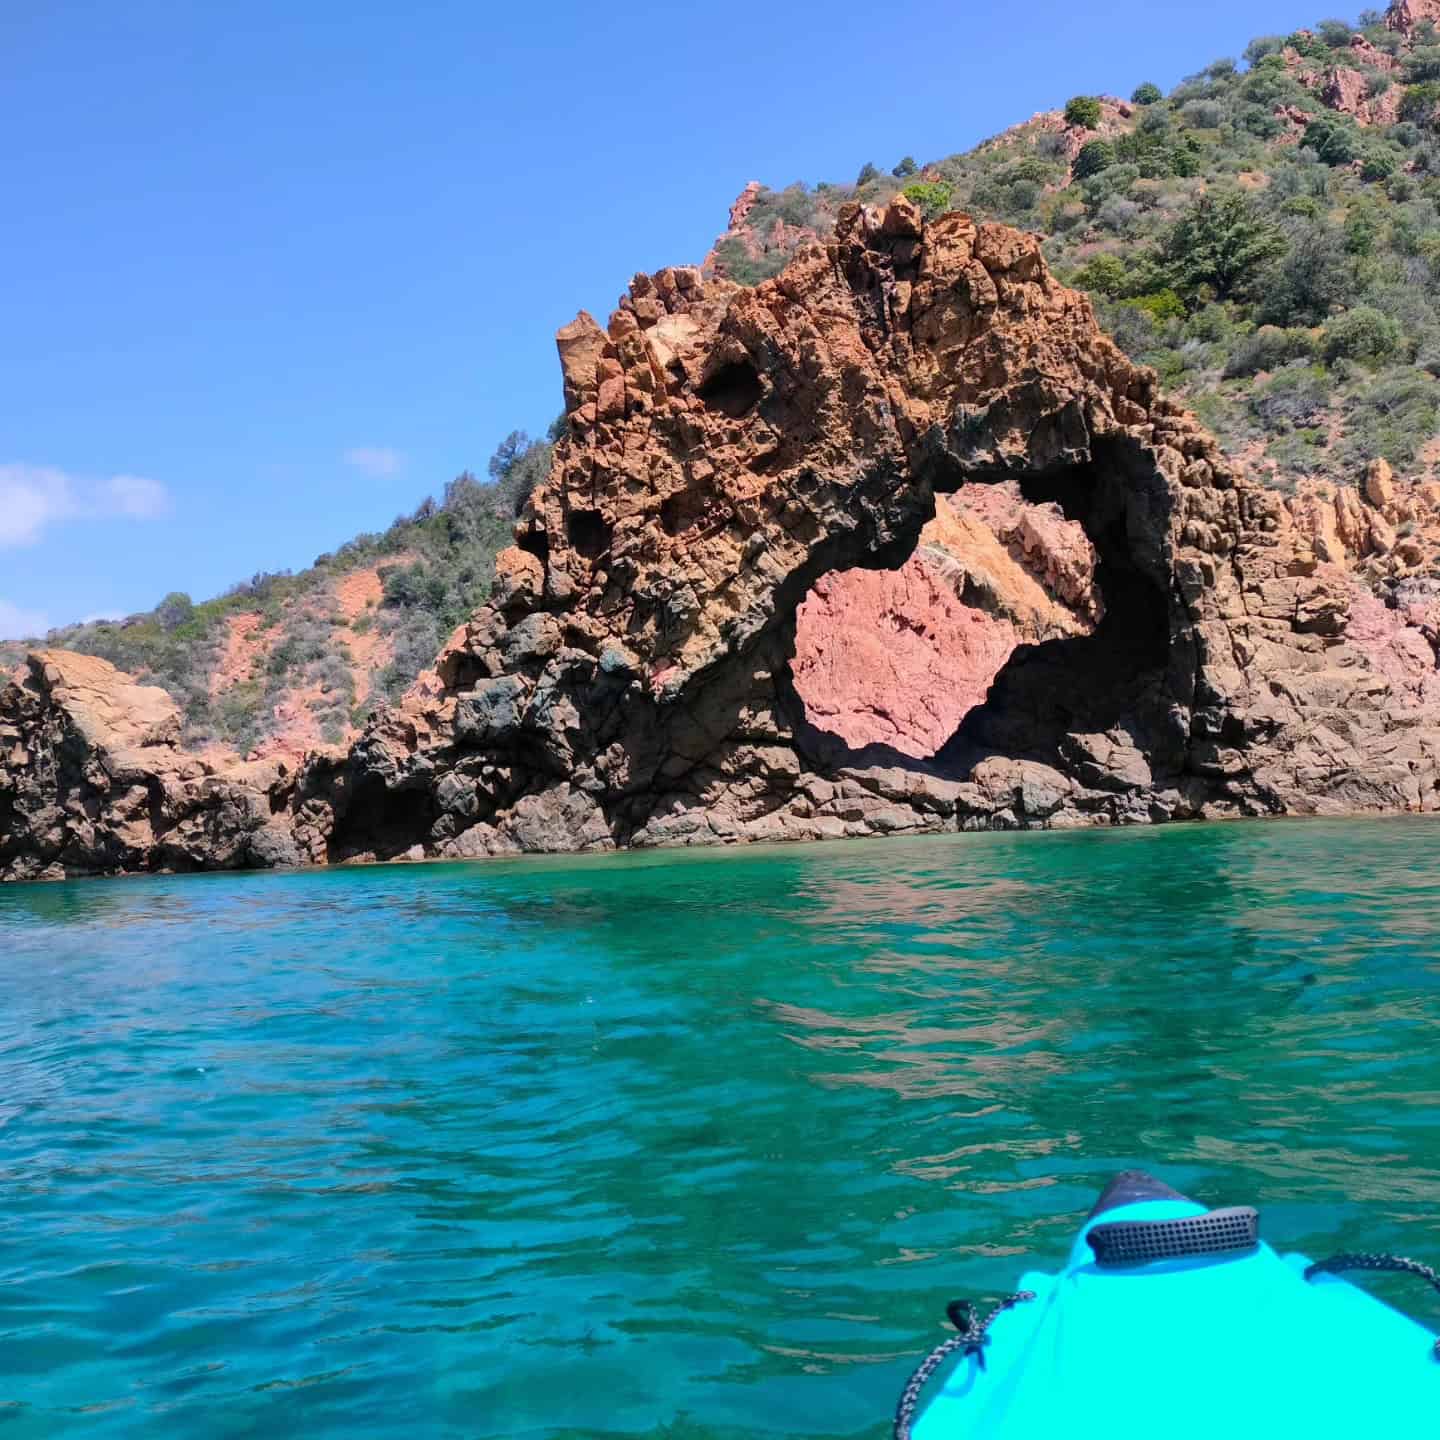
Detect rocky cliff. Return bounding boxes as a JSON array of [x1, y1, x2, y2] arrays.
[[6, 197, 1440, 881]]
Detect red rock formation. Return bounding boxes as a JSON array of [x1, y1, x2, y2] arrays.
[[1321, 66, 1401, 127], [1388, 0, 1440, 34], [0, 652, 299, 881], [9, 197, 1440, 879], [792, 558, 1017, 756]]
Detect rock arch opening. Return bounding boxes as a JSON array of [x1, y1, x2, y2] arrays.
[[785, 436, 1176, 781]]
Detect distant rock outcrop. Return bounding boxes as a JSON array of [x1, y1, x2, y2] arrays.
[[7, 197, 1440, 880], [0, 652, 301, 881], [1387, 0, 1440, 35]]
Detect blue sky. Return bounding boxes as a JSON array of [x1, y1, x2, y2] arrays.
[[2, 0, 1329, 638]]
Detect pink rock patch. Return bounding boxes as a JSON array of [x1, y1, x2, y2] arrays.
[[793, 555, 1017, 755], [792, 489, 1103, 758], [1345, 586, 1440, 709]]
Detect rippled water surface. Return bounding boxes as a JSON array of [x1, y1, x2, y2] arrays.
[[3, 820, 1440, 1436]]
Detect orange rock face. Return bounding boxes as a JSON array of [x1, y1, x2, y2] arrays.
[[1387, 0, 1440, 33], [10, 196, 1440, 879]]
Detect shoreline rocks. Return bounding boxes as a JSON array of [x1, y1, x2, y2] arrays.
[[7, 199, 1440, 882]]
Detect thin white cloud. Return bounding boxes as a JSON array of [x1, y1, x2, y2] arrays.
[[102, 474, 170, 518], [0, 599, 52, 642], [343, 445, 406, 478], [0, 465, 78, 546], [0, 463, 172, 548]]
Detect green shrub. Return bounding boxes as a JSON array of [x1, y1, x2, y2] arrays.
[[1251, 365, 1334, 429], [1361, 148, 1399, 182], [855, 161, 879, 187], [155, 592, 194, 632], [1322, 305, 1404, 362], [1064, 95, 1104, 130], [1169, 142, 1202, 178], [1071, 252, 1129, 297], [1339, 369, 1440, 467], [711, 237, 786, 287], [901, 180, 954, 218], [1163, 191, 1287, 302], [1400, 82, 1440, 124], [1223, 325, 1319, 377], [1243, 36, 1285, 64], [1258, 221, 1352, 326], [1404, 46, 1440, 82], [892, 156, 918, 178], [1316, 19, 1354, 47], [1286, 30, 1333, 62], [1182, 98, 1226, 130], [1302, 113, 1363, 166], [1131, 82, 1163, 106], [1126, 289, 1186, 323], [1073, 140, 1116, 179]]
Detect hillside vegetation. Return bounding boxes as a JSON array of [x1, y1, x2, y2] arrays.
[[709, 5, 1440, 498], [0, 431, 554, 755]]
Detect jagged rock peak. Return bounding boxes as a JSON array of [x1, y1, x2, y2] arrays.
[[1388, 0, 1440, 33]]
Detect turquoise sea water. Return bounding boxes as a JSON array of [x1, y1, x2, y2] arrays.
[[2, 820, 1439, 1437]]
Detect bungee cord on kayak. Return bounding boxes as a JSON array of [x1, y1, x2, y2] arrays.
[[1303, 1253, 1440, 1360], [893, 1291, 1037, 1440]]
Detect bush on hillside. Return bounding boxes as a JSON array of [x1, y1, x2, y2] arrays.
[[1071, 252, 1129, 297], [1339, 369, 1440, 468], [1223, 325, 1319, 377], [1181, 98, 1226, 130], [1131, 82, 1163, 106], [1126, 289, 1186, 323], [901, 180, 953, 218], [1163, 191, 1287, 303], [1243, 36, 1285, 64], [1400, 82, 1440, 124], [156, 592, 194, 632], [1316, 18, 1355, 47], [1073, 140, 1115, 179], [1252, 365, 1333, 429], [1322, 305, 1404, 362], [1064, 95, 1103, 130], [892, 156, 918, 177], [1286, 31, 1333, 62], [1403, 46, 1440, 82], [1361, 148, 1399, 181], [1258, 221, 1352, 327], [1302, 113, 1363, 166]]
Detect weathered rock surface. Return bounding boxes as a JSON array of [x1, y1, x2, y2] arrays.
[[1388, 0, 1440, 34], [8, 196, 1440, 880], [792, 555, 1019, 757], [0, 652, 301, 881]]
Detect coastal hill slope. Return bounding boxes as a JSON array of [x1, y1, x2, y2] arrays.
[[7, 193, 1440, 880], [710, 1, 1440, 507]]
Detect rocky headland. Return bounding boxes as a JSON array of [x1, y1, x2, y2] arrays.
[[7, 195, 1440, 881]]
